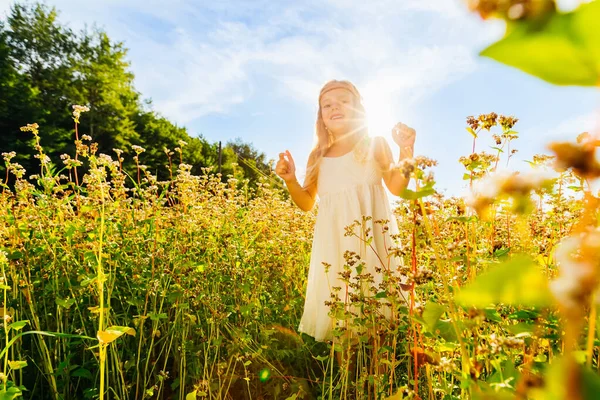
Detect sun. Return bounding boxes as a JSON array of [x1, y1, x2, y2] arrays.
[[362, 91, 397, 139]]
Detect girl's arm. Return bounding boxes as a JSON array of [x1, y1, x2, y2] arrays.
[[285, 177, 317, 211], [276, 150, 317, 211], [373, 136, 412, 196]]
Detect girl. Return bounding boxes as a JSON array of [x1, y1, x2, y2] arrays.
[[275, 80, 416, 342]]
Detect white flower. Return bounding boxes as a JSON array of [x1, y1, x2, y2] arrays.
[[132, 145, 146, 154], [2, 152, 16, 163]]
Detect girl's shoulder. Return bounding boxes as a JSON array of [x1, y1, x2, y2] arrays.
[[354, 136, 392, 170], [366, 136, 394, 170], [359, 135, 391, 159]]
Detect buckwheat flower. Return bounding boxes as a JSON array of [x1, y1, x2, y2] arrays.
[[547, 140, 600, 179], [2, 152, 16, 163], [178, 163, 192, 172], [0, 250, 7, 265], [532, 154, 554, 165], [498, 115, 518, 130], [113, 149, 123, 157], [81, 134, 92, 141], [414, 156, 438, 169], [391, 158, 416, 179], [20, 123, 39, 134], [65, 159, 82, 169], [466, 115, 480, 131], [9, 163, 25, 179], [98, 154, 113, 166], [72, 105, 90, 123], [132, 145, 145, 154], [479, 112, 498, 131], [34, 154, 51, 164], [466, 169, 556, 217], [178, 140, 188, 147]]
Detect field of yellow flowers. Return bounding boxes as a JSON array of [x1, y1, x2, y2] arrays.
[[1, 107, 600, 400]]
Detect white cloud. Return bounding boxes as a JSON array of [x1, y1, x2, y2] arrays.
[[0, 0, 498, 125], [545, 111, 600, 140]]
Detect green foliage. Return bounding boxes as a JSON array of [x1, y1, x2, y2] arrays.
[[455, 255, 554, 307], [481, 1, 600, 86], [0, 2, 270, 187]]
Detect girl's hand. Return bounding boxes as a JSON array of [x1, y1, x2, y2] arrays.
[[392, 122, 416, 150], [275, 150, 297, 183]]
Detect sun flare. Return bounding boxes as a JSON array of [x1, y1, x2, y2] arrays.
[[362, 90, 397, 140]]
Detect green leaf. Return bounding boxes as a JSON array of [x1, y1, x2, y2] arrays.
[[422, 302, 446, 332], [56, 298, 76, 309], [185, 391, 197, 400], [0, 386, 22, 400], [483, 308, 502, 323], [149, 312, 168, 321], [493, 248, 511, 258], [8, 321, 29, 332], [7, 251, 22, 260], [509, 309, 540, 321], [488, 358, 519, 387], [455, 255, 554, 308], [400, 187, 435, 200], [432, 320, 458, 343], [436, 342, 459, 352], [97, 326, 136, 344], [8, 360, 27, 370], [481, 2, 600, 86], [582, 365, 600, 400], [506, 322, 535, 335], [72, 368, 93, 380]]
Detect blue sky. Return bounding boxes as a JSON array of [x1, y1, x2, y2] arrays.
[[1, 0, 598, 196]]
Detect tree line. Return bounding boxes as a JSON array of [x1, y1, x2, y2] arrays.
[[0, 2, 274, 188]]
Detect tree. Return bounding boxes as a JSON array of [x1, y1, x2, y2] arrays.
[[0, 20, 39, 171], [227, 138, 275, 188], [0, 2, 270, 189]]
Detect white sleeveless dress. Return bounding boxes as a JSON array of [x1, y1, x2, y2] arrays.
[[298, 142, 406, 342]]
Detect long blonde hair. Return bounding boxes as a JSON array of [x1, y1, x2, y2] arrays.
[[304, 80, 369, 189]]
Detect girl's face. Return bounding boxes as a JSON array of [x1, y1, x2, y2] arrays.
[[320, 88, 359, 137]]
